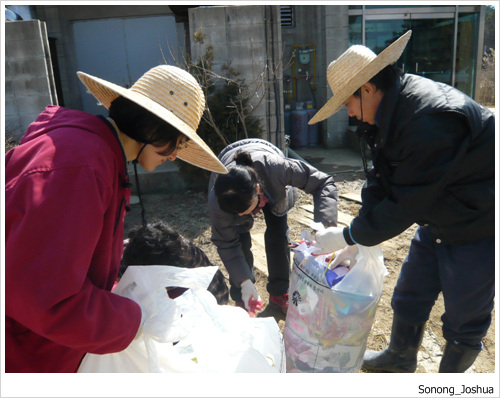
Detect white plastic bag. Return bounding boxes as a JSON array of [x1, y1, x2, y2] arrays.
[[284, 238, 386, 373], [78, 265, 285, 373]]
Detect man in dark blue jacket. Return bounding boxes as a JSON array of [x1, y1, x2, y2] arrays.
[[310, 31, 495, 373]]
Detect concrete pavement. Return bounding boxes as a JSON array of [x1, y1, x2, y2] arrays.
[[291, 146, 364, 175]]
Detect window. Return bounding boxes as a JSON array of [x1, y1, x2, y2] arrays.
[[281, 6, 294, 28]]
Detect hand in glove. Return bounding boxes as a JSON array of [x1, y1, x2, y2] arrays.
[[313, 227, 347, 255], [329, 244, 359, 270], [241, 279, 263, 317]]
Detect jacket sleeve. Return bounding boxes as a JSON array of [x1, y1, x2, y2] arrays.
[[358, 172, 387, 217], [5, 166, 141, 354], [275, 157, 339, 227], [208, 190, 254, 287], [351, 113, 470, 246]]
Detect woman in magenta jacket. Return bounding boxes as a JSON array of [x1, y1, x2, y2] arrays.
[[4, 65, 226, 372]]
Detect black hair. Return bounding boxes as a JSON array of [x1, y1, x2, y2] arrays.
[[108, 96, 187, 148], [353, 65, 403, 97], [214, 150, 261, 214], [120, 221, 213, 276]]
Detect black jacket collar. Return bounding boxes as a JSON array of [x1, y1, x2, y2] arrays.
[[373, 76, 404, 149]]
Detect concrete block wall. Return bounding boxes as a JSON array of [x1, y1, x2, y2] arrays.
[[5, 20, 58, 141], [189, 5, 284, 148]]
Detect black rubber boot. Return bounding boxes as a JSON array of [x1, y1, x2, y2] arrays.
[[362, 314, 425, 373], [439, 341, 482, 373]]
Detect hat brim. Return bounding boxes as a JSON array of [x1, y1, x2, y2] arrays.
[[77, 71, 228, 174], [309, 30, 412, 125]]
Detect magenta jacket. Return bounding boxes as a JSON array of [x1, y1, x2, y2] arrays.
[[5, 106, 141, 372]]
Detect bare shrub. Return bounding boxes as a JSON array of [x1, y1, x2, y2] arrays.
[[477, 48, 495, 107]]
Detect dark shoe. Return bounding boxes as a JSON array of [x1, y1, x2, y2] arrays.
[[439, 341, 482, 373], [269, 293, 289, 314], [362, 314, 426, 373]]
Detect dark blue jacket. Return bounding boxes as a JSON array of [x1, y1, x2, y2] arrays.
[[347, 74, 495, 246]]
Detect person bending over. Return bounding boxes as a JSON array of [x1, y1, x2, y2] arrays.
[[311, 31, 494, 373], [208, 138, 338, 316]]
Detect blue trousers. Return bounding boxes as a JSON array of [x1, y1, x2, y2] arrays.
[[392, 226, 495, 347], [230, 203, 291, 302]]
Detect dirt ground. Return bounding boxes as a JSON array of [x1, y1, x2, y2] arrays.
[[124, 170, 495, 373]]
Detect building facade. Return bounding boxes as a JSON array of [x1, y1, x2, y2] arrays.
[[281, 4, 489, 148], [5, 4, 490, 149]]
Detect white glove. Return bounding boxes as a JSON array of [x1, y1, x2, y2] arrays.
[[329, 245, 359, 269], [240, 279, 263, 317], [313, 227, 347, 255]]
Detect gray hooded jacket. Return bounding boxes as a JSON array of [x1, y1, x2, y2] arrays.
[[208, 138, 338, 286]]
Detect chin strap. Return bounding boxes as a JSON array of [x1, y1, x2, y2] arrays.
[[357, 91, 370, 175], [132, 144, 148, 227], [356, 92, 379, 176]]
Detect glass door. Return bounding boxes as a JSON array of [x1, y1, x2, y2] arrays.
[[347, 5, 482, 127], [365, 18, 455, 85]]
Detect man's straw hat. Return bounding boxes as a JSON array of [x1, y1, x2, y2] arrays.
[[309, 30, 412, 125], [77, 65, 227, 174]]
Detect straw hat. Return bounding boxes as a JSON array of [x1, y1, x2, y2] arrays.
[[309, 30, 412, 125], [77, 65, 227, 174]]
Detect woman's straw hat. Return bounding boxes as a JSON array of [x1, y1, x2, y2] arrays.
[[309, 30, 412, 125], [77, 65, 227, 174]]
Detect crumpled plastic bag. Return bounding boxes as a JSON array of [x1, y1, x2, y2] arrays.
[[78, 265, 285, 373], [284, 230, 386, 373]]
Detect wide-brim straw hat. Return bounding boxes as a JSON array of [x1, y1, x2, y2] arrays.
[[309, 30, 412, 125], [77, 65, 227, 174]]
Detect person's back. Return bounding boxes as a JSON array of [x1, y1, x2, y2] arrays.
[[5, 106, 140, 372]]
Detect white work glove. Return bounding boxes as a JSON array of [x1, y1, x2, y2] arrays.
[[240, 279, 263, 317], [329, 245, 359, 270], [313, 227, 347, 255]]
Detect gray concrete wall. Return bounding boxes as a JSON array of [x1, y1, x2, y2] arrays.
[[189, 5, 284, 149], [5, 20, 57, 141]]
